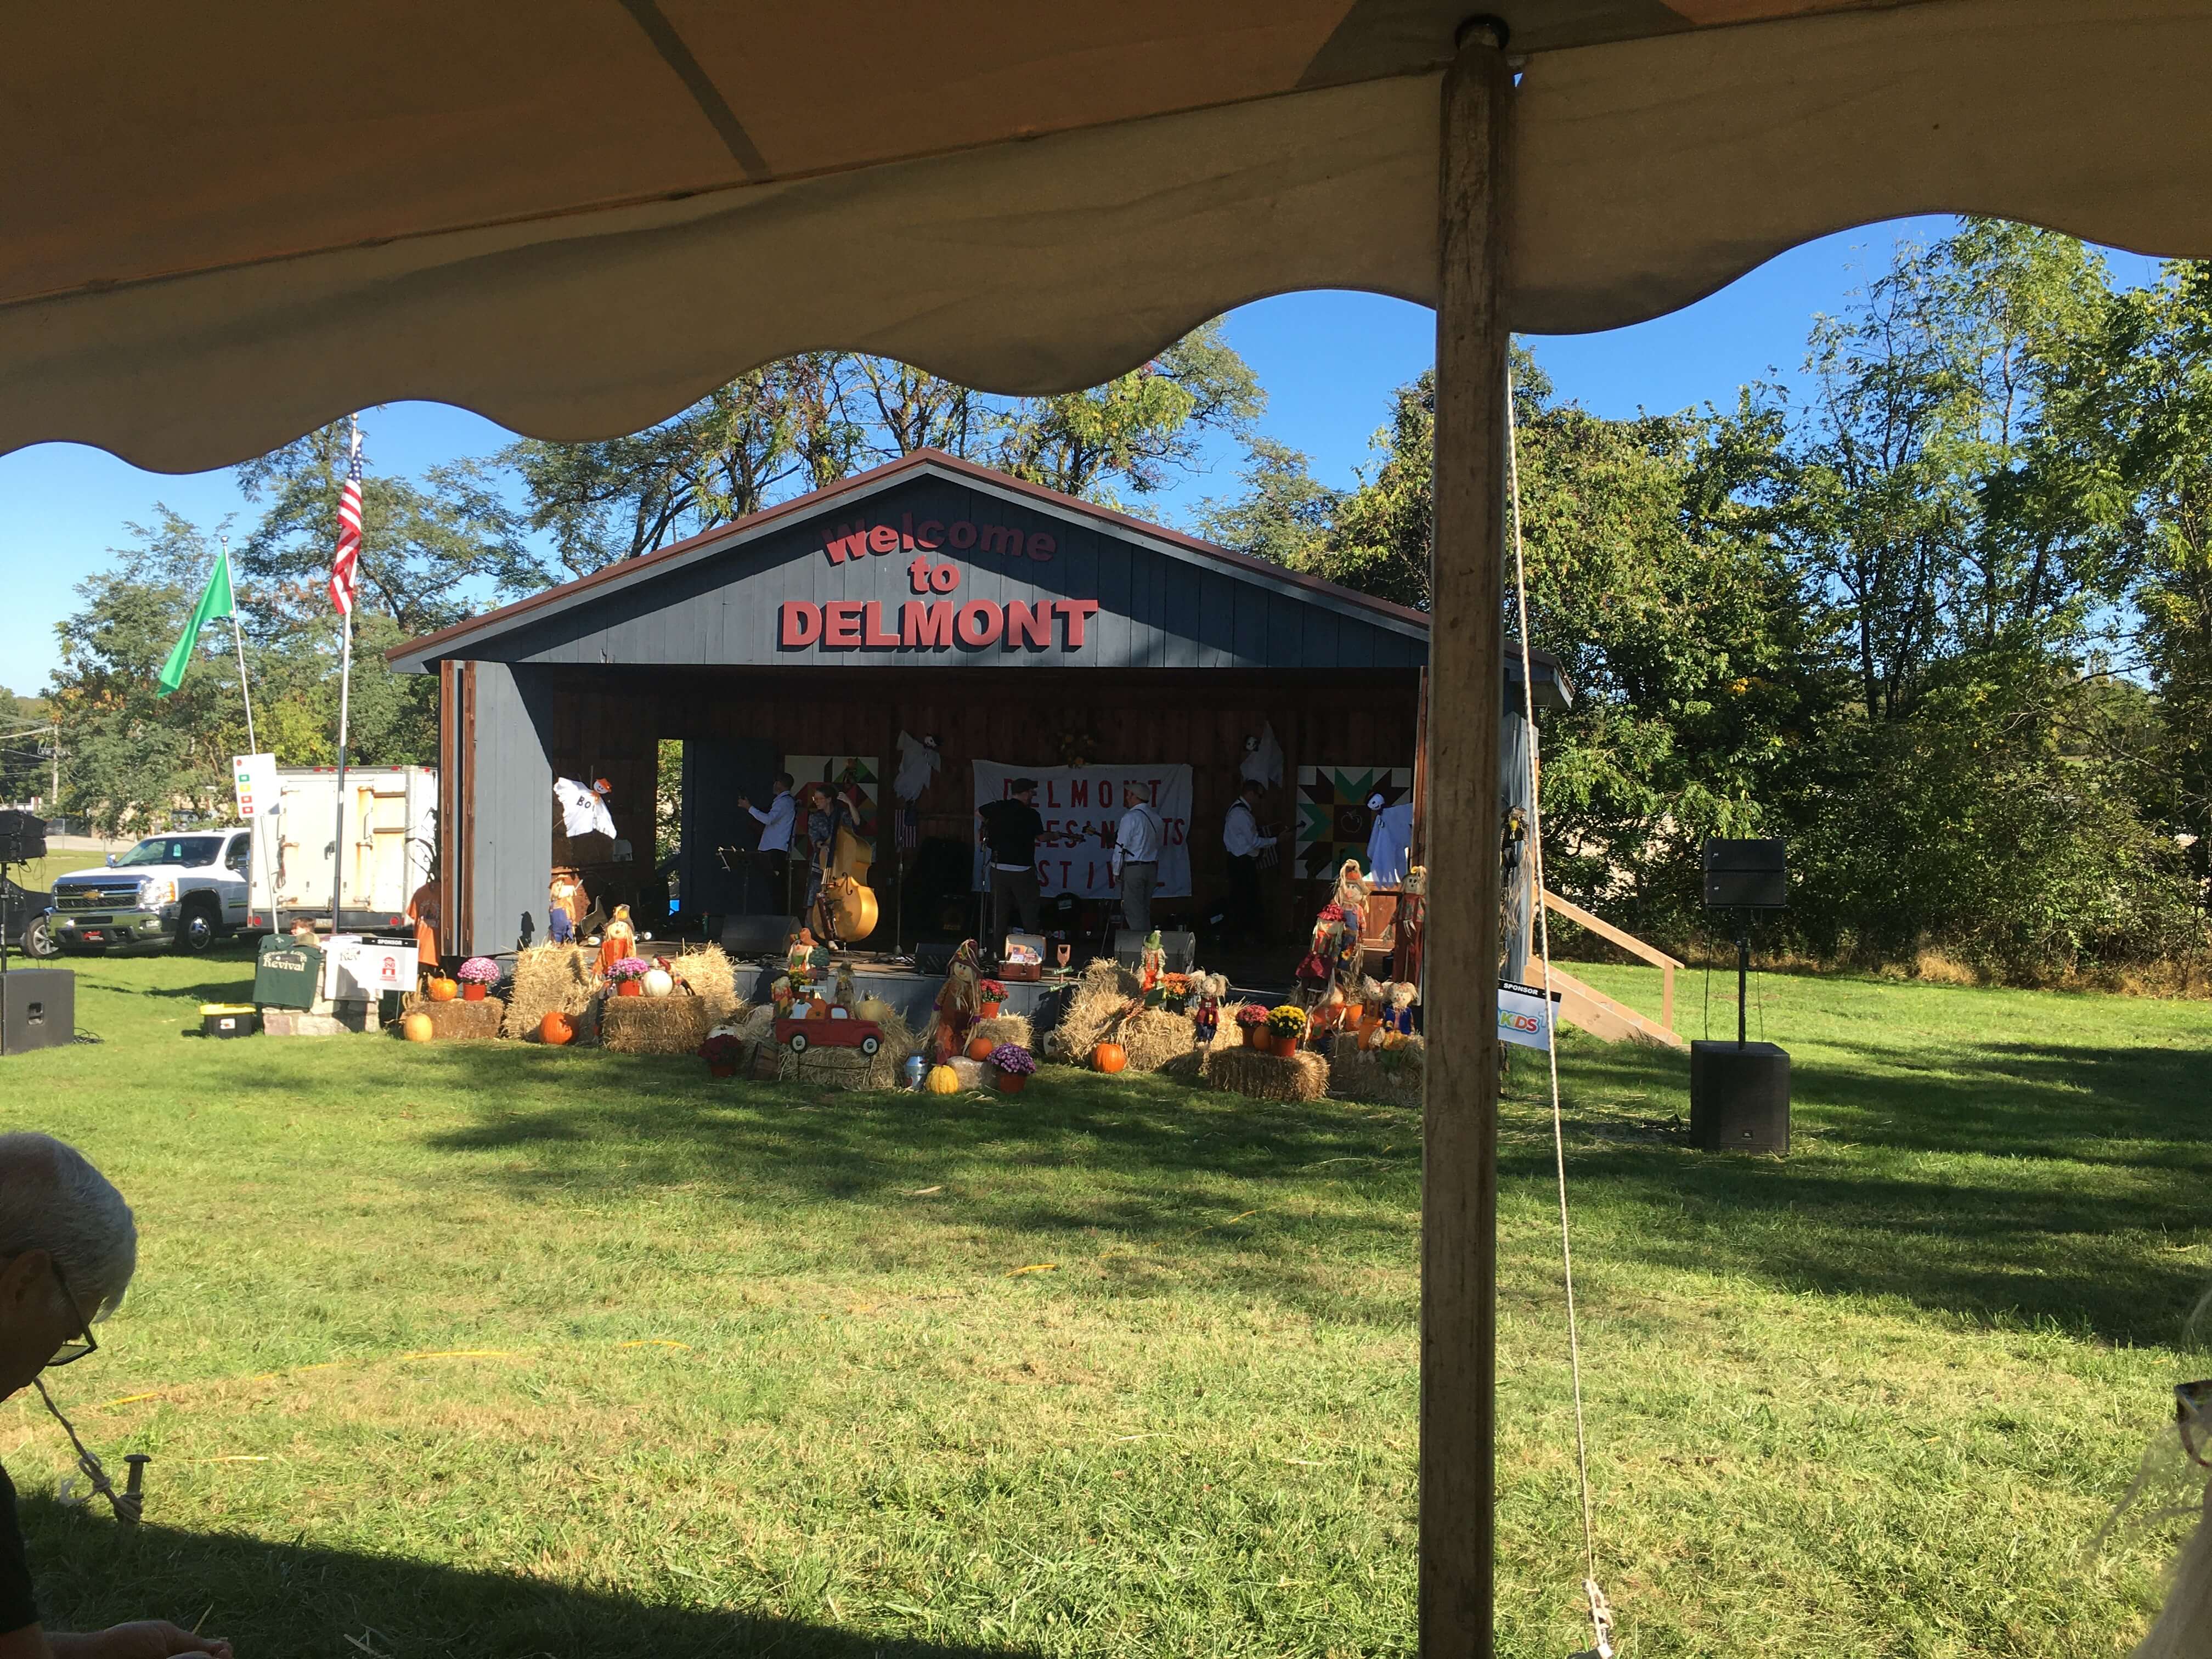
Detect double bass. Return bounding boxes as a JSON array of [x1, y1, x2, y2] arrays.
[[811, 789, 879, 943]]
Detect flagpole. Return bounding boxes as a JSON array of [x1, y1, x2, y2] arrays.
[[330, 416, 362, 938], [222, 537, 258, 757]]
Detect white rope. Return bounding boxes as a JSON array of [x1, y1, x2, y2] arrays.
[[1504, 365, 1614, 1659]]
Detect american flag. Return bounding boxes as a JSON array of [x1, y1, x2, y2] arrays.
[[329, 421, 363, 616]]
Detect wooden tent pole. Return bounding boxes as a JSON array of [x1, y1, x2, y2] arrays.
[[1423, 19, 1510, 1658]]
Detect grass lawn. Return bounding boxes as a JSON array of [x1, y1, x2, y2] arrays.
[[1, 948, 2208, 1657]]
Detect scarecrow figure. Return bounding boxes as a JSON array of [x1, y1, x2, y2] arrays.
[[548, 866, 588, 945], [924, 938, 984, 1063], [595, 902, 635, 979], [1191, 973, 1225, 1048]]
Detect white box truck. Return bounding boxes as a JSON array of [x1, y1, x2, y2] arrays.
[[244, 765, 438, 936]]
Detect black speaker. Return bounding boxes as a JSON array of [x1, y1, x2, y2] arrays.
[[1702, 838, 1788, 910], [1, 968, 75, 1056], [0, 811, 45, 864], [1689, 1040, 1790, 1153], [913, 941, 961, 976]]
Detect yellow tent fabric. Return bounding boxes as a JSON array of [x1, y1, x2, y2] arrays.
[[5, 0, 2210, 469]]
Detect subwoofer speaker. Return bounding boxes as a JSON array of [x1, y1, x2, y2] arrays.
[[1689, 1040, 1790, 1153], [0, 811, 45, 864], [1, 969, 75, 1056], [913, 941, 960, 976], [1114, 929, 1194, 971]]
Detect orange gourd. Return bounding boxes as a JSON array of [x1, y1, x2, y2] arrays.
[[539, 1011, 574, 1046], [426, 977, 459, 1003], [1091, 1042, 1127, 1074], [967, 1035, 996, 1062], [400, 1012, 436, 1043]]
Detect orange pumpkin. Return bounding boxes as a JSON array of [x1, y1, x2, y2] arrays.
[[400, 1011, 436, 1043], [539, 1011, 574, 1046], [808, 998, 832, 1019], [425, 977, 459, 1003], [966, 1034, 996, 1062], [1091, 1041, 1127, 1074]]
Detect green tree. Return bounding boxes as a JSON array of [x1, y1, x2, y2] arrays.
[[1192, 437, 1340, 568]]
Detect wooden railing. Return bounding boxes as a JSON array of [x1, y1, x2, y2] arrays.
[[1541, 890, 1683, 1036]]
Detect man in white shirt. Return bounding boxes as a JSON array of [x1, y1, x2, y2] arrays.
[[1221, 780, 1277, 946], [737, 772, 797, 913], [1111, 782, 1165, 936]]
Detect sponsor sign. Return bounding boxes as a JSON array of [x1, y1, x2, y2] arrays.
[[1498, 978, 1562, 1052], [232, 752, 277, 819]]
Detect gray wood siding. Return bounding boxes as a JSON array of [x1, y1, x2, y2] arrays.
[[467, 662, 555, 955], [443, 473, 1427, 674]]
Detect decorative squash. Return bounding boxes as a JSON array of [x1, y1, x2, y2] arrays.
[[1091, 1041, 1127, 1074], [966, 1034, 996, 1062], [641, 967, 674, 999], [400, 1011, 436, 1042], [425, 978, 459, 1003], [856, 995, 894, 1024], [539, 1011, 574, 1046], [924, 1064, 961, 1096], [809, 997, 832, 1018]]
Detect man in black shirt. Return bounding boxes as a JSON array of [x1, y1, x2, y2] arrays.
[[0, 1133, 231, 1658], [976, 779, 1046, 949]]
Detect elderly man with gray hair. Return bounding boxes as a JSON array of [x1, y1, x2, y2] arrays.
[[0, 1133, 232, 1659]]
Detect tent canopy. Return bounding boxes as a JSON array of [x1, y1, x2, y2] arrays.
[[8, 0, 2211, 470]]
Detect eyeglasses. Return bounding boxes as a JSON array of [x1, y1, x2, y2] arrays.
[[2176, 1380, 2212, 1466], [46, 1261, 97, 1368], [3, 1252, 97, 1368]]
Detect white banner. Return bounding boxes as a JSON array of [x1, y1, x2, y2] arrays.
[[972, 761, 1193, 899], [1498, 978, 1561, 1052], [231, 752, 276, 819]]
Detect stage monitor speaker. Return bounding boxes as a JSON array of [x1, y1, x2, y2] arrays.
[[1689, 1040, 1790, 1153], [1, 969, 75, 1056], [913, 941, 961, 977], [1114, 929, 1195, 972], [1702, 838, 1788, 910], [719, 914, 798, 959], [0, 811, 45, 864]]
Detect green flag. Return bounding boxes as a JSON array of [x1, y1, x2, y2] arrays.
[[155, 547, 235, 697]]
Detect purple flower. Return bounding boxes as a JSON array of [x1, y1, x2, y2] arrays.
[[989, 1043, 1037, 1076], [456, 956, 500, 984]]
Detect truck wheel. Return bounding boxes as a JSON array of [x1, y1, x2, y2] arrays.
[[860, 1035, 880, 1057], [788, 1031, 809, 1054], [173, 899, 218, 954], [21, 915, 58, 960]]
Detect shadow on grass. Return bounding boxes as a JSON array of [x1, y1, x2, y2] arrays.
[[1515, 1031, 2212, 1347], [22, 1496, 1036, 1659]]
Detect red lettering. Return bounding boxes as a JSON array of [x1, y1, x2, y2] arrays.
[[929, 562, 961, 594], [1026, 532, 1056, 561], [900, 512, 917, 551], [1006, 600, 1052, 650], [821, 524, 867, 566], [916, 520, 944, 550], [978, 523, 1022, 558], [862, 601, 899, 648], [1045, 781, 1062, 808], [908, 556, 932, 592], [956, 601, 1003, 647], [901, 600, 954, 648], [868, 524, 900, 555], [1058, 599, 1099, 647], [947, 520, 977, 550], [823, 600, 864, 647], [1070, 779, 1089, 807], [780, 601, 823, 646]]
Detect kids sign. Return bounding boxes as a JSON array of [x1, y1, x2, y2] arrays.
[[777, 511, 1098, 654]]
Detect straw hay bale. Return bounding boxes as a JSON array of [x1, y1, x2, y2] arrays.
[[776, 1009, 917, 1091], [1208, 1046, 1330, 1103], [601, 993, 714, 1056], [668, 944, 741, 1024], [1044, 959, 1137, 1063], [399, 994, 505, 1042], [1328, 1036, 1425, 1108], [948, 1056, 990, 1091], [504, 944, 604, 1042], [1116, 1009, 1197, 1072], [969, 1013, 1032, 1051]]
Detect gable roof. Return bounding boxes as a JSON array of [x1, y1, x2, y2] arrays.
[[388, 447, 1432, 670]]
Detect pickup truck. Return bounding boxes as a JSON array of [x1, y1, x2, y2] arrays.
[[48, 830, 252, 955]]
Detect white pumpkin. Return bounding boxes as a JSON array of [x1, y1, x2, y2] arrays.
[[641, 967, 675, 998], [855, 995, 894, 1024]]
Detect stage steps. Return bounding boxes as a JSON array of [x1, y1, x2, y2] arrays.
[[1538, 892, 1687, 1049]]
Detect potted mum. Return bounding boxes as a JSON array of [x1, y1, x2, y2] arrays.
[[1265, 1003, 1308, 1058], [979, 978, 1007, 1019], [607, 956, 651, 997], [1160, 973, 1192, 1015], [456, 957, 500, 1002], [1235, 1003, 1270, 1048], [697, 1032, 744, 1080], [989, 1042, 1037, 1095]]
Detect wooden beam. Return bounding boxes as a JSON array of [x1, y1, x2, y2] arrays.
[[1541, 890, 1685, 970], [1423, 21, 1509, 1659]]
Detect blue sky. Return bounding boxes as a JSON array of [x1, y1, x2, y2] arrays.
[[0, 216, 2165, 698]]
